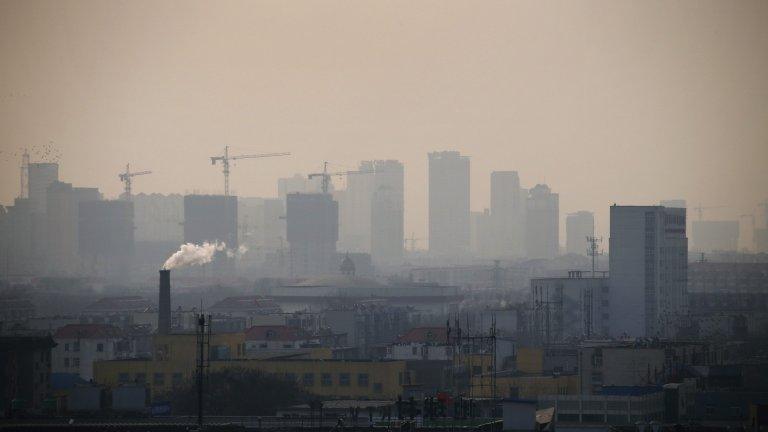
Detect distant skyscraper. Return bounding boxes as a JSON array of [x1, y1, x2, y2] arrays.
[[78, 200, 134, 277], [28, 163, 59, 271], [470, 209, 493, 258], [339, 161, 375, 253], [490, 171, 526, 258], [46, 182, 99, 274], [278, 174, 324, 202], [370, 160, 404, 267], [286, 193, 338, 276], [608, 205, 687, 338], [183, 195, 238, 274], [525, 184, 559, 259], [566, 211, 595, 256], [428, 151, 470, 258], [660, 199, 686, 209], [28, 163, 58, 214]]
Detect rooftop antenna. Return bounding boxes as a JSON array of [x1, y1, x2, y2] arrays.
[[586, 236, 603, 278]]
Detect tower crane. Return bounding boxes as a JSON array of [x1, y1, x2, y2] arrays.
[[307, 161, 373, 194], [693, 204, 727, 221], [119, 163, 152, 200], [210, 146, 290, 196]]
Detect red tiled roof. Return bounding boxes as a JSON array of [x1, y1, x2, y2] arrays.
[[244, 325, 313, 342], [54, 324, 123, 339], [396, 327, 448, 344]]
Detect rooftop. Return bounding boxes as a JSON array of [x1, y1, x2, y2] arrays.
[[54, 324, 123, 339]]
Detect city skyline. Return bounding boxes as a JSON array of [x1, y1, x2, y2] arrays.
[[1, 0, 767, 247]]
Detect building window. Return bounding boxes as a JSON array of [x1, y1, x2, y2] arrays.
[[64, 343, 69, 352], [321, 373, 332, 387], [97, 343, 104, 352], [373, 383, 383, 394], [339, 373, 350, 386], [118, 373, 129, 383], [73, 341, 80, 352], [285, 373, 296, 383], [357, 373, 369, 387], [73, 358, 80, 368], [302, 373, 315, 387], [153, 373, 165, 386], [172, 373, 183, 386], [64, 358, 70, 368]]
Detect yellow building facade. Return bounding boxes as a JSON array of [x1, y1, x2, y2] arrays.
[[470, 374, 579, 399], [94, 357, 409, 401]]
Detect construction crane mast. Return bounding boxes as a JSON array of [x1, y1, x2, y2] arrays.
[[210, 146, 290, 196], [119, 164, 152, 200], [307, 161, 373, 194]]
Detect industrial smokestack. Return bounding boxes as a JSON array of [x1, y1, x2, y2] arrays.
[[158, 269, 171, 335]]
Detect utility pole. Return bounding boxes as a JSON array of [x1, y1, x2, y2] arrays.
[[584, 236, 603, 339], [196, 312, 211, 428]]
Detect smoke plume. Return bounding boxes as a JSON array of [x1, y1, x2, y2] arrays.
[[162, 242, 226, 270]]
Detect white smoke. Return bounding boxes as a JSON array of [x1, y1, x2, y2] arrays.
[[162, 242, 226, 270], [226, 244, 249, 258]]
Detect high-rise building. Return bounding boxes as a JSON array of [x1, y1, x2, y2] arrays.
[[28, 163, 59, 215], [428, 151, 470, 258], [566, 211, 595, 256], [338, 161, 375, 253], [608, 205, 687, 338], [660, 199, 686, 209], [78, 200, 134, 277], [183, 195, 238, 274], [470, 209, 493, 258], [46, 182, 101, 274], [490, 171, 526, 258], [286, 193, 338, 276], [132, 193, 184, 243], [370, 160, 404, 268], [526, 184, 559, 259], [278, 174, 324, 202], [28, 163, 59, 271]]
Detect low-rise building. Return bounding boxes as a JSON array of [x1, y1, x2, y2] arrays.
[[244, 325, 319, 355], [52, 324, 128, 381], [94, 358, 409, 401], [387, 327, 452, 361], [578, 343, 666, 395], [0, 334, 56, 413]]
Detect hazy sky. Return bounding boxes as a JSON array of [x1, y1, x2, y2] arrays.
[[1, 0, 767, 247]]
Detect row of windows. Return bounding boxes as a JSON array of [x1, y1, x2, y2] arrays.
[[64, 342, 105, 352], [118, 372, 184, 386], [300, 373, 380, 392], [63, 357, 80, 368]]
